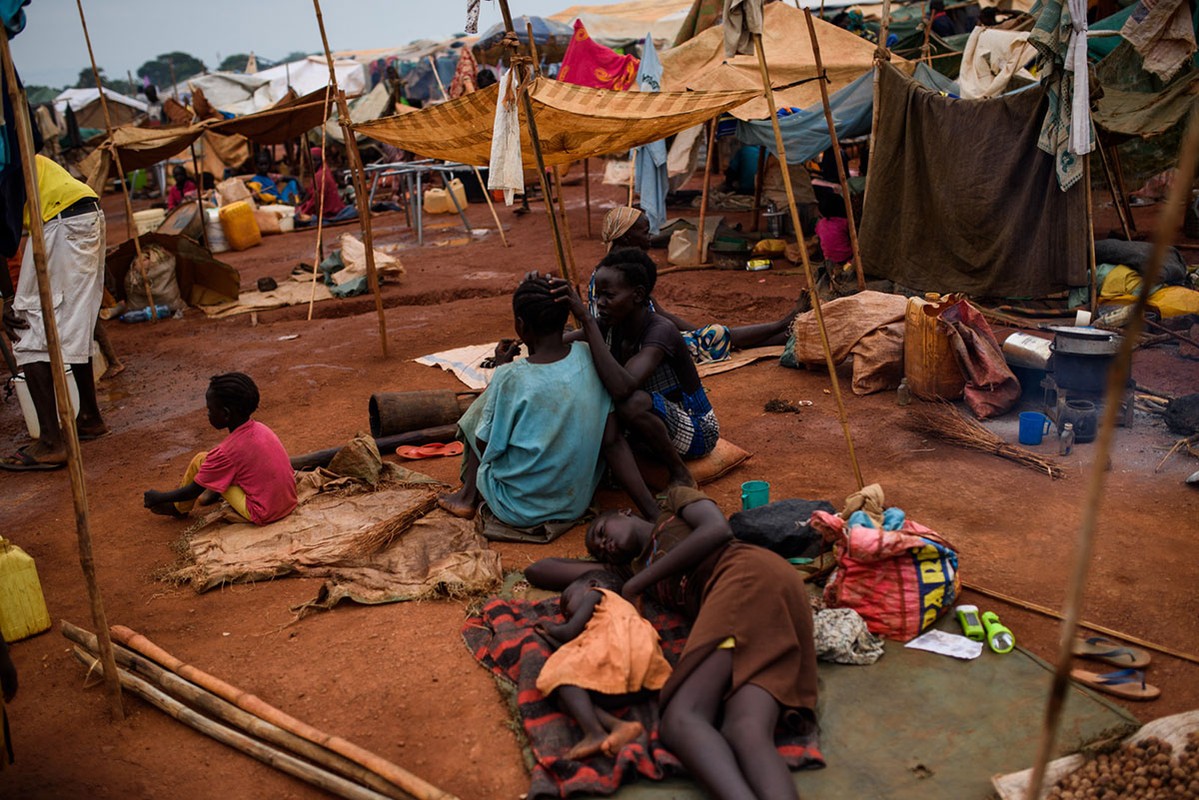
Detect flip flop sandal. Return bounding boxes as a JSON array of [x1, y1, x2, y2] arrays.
[[1070, 668, 1161, 701], [78, 427, 110, 442], [0, 447, 66, 472], [394, 441, 464, 460], [1072, 635, 1151, 668]]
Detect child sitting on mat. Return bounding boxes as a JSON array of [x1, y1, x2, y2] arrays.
[[536, 569, 671, 760], [142, 372, 297, 525]]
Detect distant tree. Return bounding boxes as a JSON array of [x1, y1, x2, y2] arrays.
[[278, 50, 313, 64], [74, 66, 105, 88], [136, 51, 206, 88], [72, 68, 138, 97], [218, 53, 252, 72]]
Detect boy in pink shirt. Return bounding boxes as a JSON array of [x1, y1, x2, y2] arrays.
[[143, 373, 297, 525]]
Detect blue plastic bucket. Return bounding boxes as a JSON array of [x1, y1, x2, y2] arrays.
[[1018, 411, 1051, 445]]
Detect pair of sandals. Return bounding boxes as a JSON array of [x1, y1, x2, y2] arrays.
[[1069, 635, 1159, 701]]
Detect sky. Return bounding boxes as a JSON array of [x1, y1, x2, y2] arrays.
[[9, 0, 597, 88]]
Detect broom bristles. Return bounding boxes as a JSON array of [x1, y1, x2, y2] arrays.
[[904, 402, 1065, 479], [341, 492, 441, 558]]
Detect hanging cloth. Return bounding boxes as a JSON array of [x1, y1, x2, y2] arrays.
[[633, 34, 668, 235], [486, 69, 523, 206]]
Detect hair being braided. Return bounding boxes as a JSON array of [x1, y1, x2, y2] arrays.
[[512, 276, 568, 336]]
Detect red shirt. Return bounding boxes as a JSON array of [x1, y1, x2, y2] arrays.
[[816, 217, 853, 264], [195, 420, 297, 525], [297, 166, 345, 217]]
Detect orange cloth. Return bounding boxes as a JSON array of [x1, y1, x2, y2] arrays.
[[536, 589, 672, 696]]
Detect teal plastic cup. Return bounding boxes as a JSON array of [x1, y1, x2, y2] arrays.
[[741, 480, 770, 510]]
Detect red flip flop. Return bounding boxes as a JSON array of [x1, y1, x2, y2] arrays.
[[395, 441, 464, 460]]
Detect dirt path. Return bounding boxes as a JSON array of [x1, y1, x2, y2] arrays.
[[1, 178, 1196, 799]]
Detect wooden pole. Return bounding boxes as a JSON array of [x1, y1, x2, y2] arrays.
[[167, 57, 177, 100], [804, 8, 867, 291], [306, 81, 332, 322], [426, 56, 508, 248], [1094, 133, 1133, 240], [70, 649, 396, 800], [627, 154, 636, 206], [108, 625, 457, 800], [1109, 143, 1137, 234], [1024, 104, 1199, 800], [920, 1, 934, 63], [751, 145, 767, 232], [698, 118, 718, 264], [63, 623, 409, 800], [1085, 156, 1098, 316], [311, 0, 390, 358], [495, 7, 570, 281], [752, 31, 865, 490], [583, 157, 592, 238], [0, 32, 124, 722], [865, 0, 893, 210], [75, 0, 156, 315], [189, 142, 208, 249]]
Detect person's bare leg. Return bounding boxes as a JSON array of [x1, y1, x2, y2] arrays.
[[721, 683, 798, 800], [659, 649, 757, 800], [22, 361, 65, 459], [437, 444, 481, 519], [727, 299, 801, 349], [93, 321, 125, 378], [616, 390, 694, 488], [594, 707, 644, 756], [71, 359, 107, 437], [557, 685, 610, 760], [601, 414, 659, 520]]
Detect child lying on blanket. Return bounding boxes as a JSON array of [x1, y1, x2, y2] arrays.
[[536, 569, 671, 761], [142, 372, 297, 525]]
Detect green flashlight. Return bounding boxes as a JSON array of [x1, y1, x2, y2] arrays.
[[981, 611, 1015, 654], [956, 604, 985, 641]]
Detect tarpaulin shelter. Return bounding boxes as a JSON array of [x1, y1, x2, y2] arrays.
[[54, 87, 146, 129], [325, 81, 413, 144], [549, 0, 693, 48], [473, 17, 574, 65], [859, 61, 1088, 298], [352, 78, 756, 167], [659, 2, 908, 120], [255, 56, 368, 100]]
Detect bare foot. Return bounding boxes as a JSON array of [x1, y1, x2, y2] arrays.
[[601, 720, 644, 756], [566, 733, 606, 761], [436, 490, 477, 520], [101, 361, 126, 380]]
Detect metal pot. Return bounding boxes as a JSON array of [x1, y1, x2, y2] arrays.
[[1045, 326, 1122, 356]]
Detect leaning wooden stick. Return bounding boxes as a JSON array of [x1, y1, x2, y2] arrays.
[[312, 0, 390, 358], [63, 623, 408, 800], [108, 625, 457, 800], [752, 31, 865, 490], [803, 8, 866, 290], [426, 56, 509, 248], [1024, 104, 1199, 800], [0, 31, 123, 722], [71, 648, 394, 800], [698, 119, 717, 264], [307, 80, 333, 322], [75, 0, 156, 317], [583, 157, 592, 238]]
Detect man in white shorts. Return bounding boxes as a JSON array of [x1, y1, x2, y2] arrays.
[[1, 155, 107, 470]]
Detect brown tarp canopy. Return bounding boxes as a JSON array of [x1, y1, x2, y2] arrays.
[[859, 62, 1088, 298], [352, 77, 756, 167], [658, 2, 907, 120], [209, 88, 334, 142]]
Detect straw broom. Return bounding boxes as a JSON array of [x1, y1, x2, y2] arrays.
[[340, 492, 440, 558], [904, 402, 1065, 479]]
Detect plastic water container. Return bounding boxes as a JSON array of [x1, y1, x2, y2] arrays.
[[903, 296, 966, 401], [132, 208, 166, 236], [204, 208, 230, 253], [13, 366, 79, 440], [219, 200, 262, 251], [424, 178, 468, 214], [0, 536, 51, 642]]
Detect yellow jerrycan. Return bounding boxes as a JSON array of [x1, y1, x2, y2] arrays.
[[0, 537, 51, 642]]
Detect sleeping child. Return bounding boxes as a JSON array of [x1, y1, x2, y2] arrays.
[[536, 569, 672, 761]]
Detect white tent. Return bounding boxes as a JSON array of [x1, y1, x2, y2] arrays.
[[183, 72, 275, 115], [549, 0, 692, 47], [254, 56, 368, 100], [54, 87, 147, 128]]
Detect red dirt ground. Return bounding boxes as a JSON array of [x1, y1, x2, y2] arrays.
[[1, 176, 1197, 800]]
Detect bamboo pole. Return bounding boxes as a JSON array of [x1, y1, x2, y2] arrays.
[[109, 625, 456, 800], [0, 32, 123, 722], [920, 1, 934, 63], [62, 623, 409, 800], [493, 2, 569, 280], [804, 8, 866, 291], [866, 0, 894, 212], [752, 32, 865, 490], [553, 166, 578, 282], [961, 584, 1199, 667], [698, 119, 718, 264], [306, 81, 333, 322], [74, 0, 156, 316], [751, 145, 767, 232], [1085, 156, 1098, 316], [1109, 143, 1137, 234], [189, 142, 208, 249], [1024, 104, 1199, 800], [583, 157, 592, 238], [1094, 134, 1133, 240], [426, 56, 508, 248], [312, 0, 390, 358], [70, 648, 394, 800]]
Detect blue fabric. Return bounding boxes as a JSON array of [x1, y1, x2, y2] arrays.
[[2, 0, 28, 36], [726, 146, 763, 194], [633, 34, 668, 235], [249, 174, 301, 205], [465, 342, 614, 528]]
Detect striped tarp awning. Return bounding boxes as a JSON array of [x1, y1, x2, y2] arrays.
[[352, 77, 757, 167]]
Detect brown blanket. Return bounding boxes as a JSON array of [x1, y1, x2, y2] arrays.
[[860, 61, 1088, 298]]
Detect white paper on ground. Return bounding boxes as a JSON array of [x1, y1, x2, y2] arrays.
[[904, 629, 985, 660]]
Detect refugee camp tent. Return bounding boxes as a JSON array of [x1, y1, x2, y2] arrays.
[[352, 78, 756, 166], [473, 17, 574, 65], [54, 87, 147, 129], [183, 72, 276, 116], [255, 56, 368, 100], [549, 0, 692, 48], [659, 2, 908, 119], [325, 81, 413, 144]]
